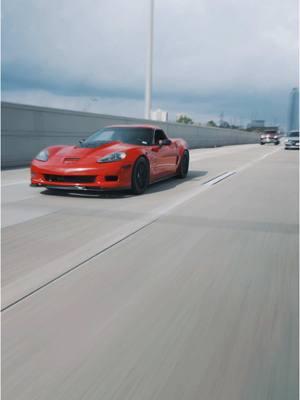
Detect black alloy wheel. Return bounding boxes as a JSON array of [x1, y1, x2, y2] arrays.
[[177, 150, 189, 178], [132, 157, 149, 194]]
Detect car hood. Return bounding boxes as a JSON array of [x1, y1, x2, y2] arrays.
[[48, 142, 134, 165]]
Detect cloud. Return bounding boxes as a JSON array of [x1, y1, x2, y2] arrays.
[[2, 0, 298, 127]]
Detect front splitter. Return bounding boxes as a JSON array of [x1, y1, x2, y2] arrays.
[[31, 184, 130, 192]]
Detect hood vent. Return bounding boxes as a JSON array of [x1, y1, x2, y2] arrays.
[[63, 158, 80, 163]]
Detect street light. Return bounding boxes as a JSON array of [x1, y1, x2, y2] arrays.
[[144, 0, 154, 119]]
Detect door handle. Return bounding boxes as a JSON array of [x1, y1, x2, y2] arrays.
[[151, 146, 160, 152]]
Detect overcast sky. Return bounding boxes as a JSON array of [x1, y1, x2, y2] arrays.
[[2, 0, 299, 127]]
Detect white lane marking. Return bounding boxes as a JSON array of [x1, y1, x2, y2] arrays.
[[0, 149, 224, 187], [189, 144, 258, 162], [236, 147, 281, 173], [1, 147, 278, 188], [203, 171, 236, 186], [0, 145, 263, 186], [2, 181, 28, 187]]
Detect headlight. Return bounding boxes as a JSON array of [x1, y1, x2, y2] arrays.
[[35, 149, 49, 162], [97, 152, 126, 163], [274, 136, 278, 139]]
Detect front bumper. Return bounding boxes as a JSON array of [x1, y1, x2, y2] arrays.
[[31, 162, 133, 190], [260, 139, 279, 144], [285, 142, 299, 149], [30, 183, 129, 192]]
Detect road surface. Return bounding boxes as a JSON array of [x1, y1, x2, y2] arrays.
[[1, 144, 299, 400]]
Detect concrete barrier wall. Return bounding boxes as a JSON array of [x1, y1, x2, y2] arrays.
[[1, 102, 259, 168]]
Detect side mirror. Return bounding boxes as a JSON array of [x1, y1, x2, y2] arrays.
[[159, 139, 172, 146], [79, 138, 85, 144]]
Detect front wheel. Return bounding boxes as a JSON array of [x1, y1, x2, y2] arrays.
[[131, 157, 149, 195], [177, 150, 189, 179]]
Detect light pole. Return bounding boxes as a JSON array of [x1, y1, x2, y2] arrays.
[[144, 0, 154, 119]]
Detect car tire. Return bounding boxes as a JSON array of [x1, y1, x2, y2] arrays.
[[260, 142, 265, 145], [177, 150, 189, 179], [131, 157, 149, 195]]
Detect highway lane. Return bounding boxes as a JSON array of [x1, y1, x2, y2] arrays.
[[1, 144, 299, 399], [1, 145, 279, 308]]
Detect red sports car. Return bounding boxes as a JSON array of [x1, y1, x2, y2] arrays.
[[31, 125, 189, 194]]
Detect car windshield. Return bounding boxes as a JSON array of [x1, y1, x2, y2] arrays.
[[288, 132, 299, 137], [80, 127, 154, 147]]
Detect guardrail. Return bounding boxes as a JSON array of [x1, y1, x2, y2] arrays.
[[1, 102, 259, 168]]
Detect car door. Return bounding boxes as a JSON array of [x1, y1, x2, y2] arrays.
[[151, 129, 178, 178]]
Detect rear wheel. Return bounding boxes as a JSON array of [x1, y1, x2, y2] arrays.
[[177, 150, 189, 178], [131, 157, 149, 195]]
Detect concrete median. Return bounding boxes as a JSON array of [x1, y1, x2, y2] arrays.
[[1, 102, 259, 168]]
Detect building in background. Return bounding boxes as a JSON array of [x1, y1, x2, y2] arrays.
[[151, 109, 168, 122], [287, 87, 299, 131], [247, 120, 265, 130]]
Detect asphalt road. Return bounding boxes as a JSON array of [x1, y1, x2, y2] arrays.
[[1, 144, 299, 400]]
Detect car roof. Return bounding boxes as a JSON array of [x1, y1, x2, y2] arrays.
[[105, 124, 162, 130]]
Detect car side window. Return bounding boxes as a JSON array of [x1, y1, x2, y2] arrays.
[[154, 129, 167, 145]]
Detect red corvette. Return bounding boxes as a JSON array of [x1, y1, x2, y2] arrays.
[[31, 125, 189, 194]]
